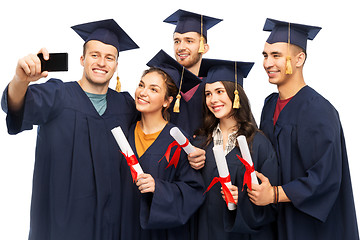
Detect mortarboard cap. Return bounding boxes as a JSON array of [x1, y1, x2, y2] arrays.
[[164, 9, 222, 53], [71, 19, 139, 53], [147, 49, 202, 112], [199, 59, 254, 108], [263, 18, 321, 51], [147, 49, 201, 92]]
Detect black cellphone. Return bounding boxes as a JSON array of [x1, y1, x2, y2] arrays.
[[37, 53, 68, 72]]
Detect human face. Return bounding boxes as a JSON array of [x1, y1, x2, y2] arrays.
[[135, 72, 170, 116], [262, 42, 291, 86], [173, 32, 204, 70], [205, 81, 233, 120], [81, 40, 118, 87]]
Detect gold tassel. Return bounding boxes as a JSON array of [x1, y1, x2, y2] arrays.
[[198, 36, 205, 53], [173, 94, 181, 113], [198, 15, 205, 53], [233, 90, 240, 109], [285, 56, 292, 75], [285, 22, 292, 75], [115, 75, 121, 92]]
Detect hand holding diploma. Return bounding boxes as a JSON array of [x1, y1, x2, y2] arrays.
[[205, 145, 237, 211], [169, 127, 206, 170], [111, 126, 143, 182], [236, 135, 258, 191]]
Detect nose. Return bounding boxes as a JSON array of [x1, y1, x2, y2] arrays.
[[96, 57, 106, 67], [263, 57, 274, 70], [177, 41, 186, 52]]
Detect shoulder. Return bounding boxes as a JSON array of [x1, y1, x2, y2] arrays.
[[264, 92, 279, 105]]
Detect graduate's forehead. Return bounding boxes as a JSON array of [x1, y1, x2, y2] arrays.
[[263, 42, 288, 55], [205, 81, 225, 91], [173, 31, 201, 40], [85, 40, 118, 57], [141, 71, 166, 88]]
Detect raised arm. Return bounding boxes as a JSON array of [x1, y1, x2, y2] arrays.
[[7, 48, 49, 113]]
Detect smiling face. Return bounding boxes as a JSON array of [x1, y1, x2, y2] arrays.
[[173, 31, 208, 75], [205, 81, 233, 120], [135, 71, 172, 117], [80, 40, 118, 88]]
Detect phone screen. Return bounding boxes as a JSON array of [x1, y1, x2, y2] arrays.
[[37, 53, 68, 72]]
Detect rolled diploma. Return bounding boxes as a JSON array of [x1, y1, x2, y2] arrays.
[[236, 135, 258, 185], [212, 145, 237, 211], [111, 126, 143, 175], [169, 127, 196, 154]]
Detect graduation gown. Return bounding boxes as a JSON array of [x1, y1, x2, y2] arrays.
[[1, 78, 138, 240], [119, 122, 205, 240], [260, 86, 359, 240], [170, 80, 205, 136], [192, 132, 278, 240]]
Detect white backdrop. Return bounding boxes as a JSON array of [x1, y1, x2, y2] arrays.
[[1, 0, 359, 238]]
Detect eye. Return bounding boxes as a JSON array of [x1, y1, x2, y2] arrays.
[[106, 56, 115, 61], [138, 82, 144, 88], [205, 92, 211, 97], [91, 54, 98, 58], [151, 87, 158, 93], [174, 40, 180, 44], [216, 89, 224, 94]]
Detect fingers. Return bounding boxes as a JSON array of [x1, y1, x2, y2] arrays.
[[188, 147, 206, 170], [136, 174, 155, 193], [38, 48, 49, 60], [221, 185, 238, 204], [255, 171, 269, 183]]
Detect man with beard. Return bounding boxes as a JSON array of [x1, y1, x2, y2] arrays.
[[164, 9, 222, 169], [1, 19, 139, 240]]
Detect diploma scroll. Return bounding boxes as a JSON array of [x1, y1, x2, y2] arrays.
[[111, 126, 143, 181], [169, 127, 196, 154], [236, 135, 259, 190], [212, 145, 237, 211]]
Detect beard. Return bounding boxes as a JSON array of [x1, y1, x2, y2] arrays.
[[177, 52, 202, 69]]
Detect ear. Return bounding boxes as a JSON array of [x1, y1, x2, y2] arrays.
[[202, 43, 210, 55], [164, 96, 174, 107], [295, 51, 306, 68], [80, 55, 85, 67]]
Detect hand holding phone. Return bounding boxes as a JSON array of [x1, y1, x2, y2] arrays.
[[37, 53, 68, 72]]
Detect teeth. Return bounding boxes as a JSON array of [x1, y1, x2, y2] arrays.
[[138, 98, 148, 104], [94, 69, 106, 74]]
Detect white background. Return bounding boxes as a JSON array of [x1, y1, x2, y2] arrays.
[[0, 0, 359, 238]]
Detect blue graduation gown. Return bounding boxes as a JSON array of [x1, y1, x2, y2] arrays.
[[119, 122, 205, 240], [260, 86, 359, 240], [192, 132, 278, 240], [1, 78, 138, 240], [170, 80, 205, 136]]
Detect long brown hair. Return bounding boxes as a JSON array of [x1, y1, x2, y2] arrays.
[[196, 81, 258, 148], [141, 67, 178, 121]]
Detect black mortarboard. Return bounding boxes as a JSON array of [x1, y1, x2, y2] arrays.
[[199, 59, 254, 108], [146, 49, 202, 112], [71, 19, 139, 53], [164, 9, 222, 39], [164, 9, 222, 53], [263, 18, 321, 51]]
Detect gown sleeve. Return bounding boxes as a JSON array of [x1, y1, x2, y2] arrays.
[[282, 98, 343, 222], [140, 150, 205, 229], [1, 78, 65, 134]]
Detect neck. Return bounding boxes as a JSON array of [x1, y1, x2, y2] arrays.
[[78, 75, 109, 95], [140, 112, 167, 134], [278, 72, 306, 100], [219, 116, 237, 135], [187, 59, 202, 76]]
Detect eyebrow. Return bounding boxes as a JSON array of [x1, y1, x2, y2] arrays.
[[262, 51, 283, 56]]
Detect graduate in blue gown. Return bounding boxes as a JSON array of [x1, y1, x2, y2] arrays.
[[192, 59, 278, 240], [119, 50, 204, 240], [164, 9, 222, 138], [1, 19, 139, 240], [254, 18, 359, 239]]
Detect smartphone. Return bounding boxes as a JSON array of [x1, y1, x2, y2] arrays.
[[37, 53, 68, 72]]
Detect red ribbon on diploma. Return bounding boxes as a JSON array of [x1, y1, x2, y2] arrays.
[[204, 175, 235, 206], [236, 154, 255, 191], [120, 151, 139, 182], [160, 138, 189, 169]]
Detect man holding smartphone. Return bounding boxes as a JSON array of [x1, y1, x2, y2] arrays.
[[1, 19, 139, 240]]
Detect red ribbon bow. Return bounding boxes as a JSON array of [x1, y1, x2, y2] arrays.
[[160, 139, 189, 169], [204, 175, 235, 206], [236, 155, 255, 191], [120, 151, 139, 182]]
